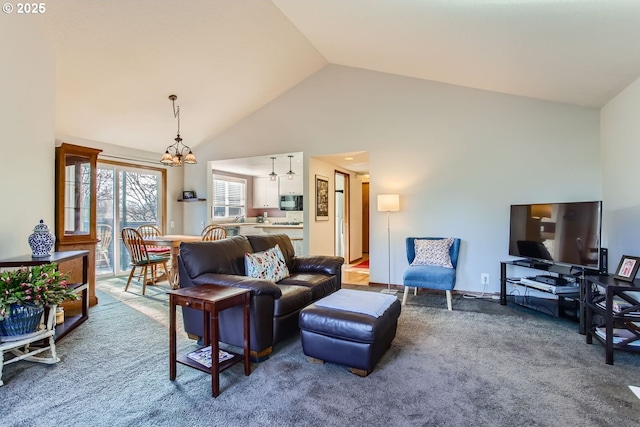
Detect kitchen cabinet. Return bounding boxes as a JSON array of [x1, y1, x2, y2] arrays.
[[238, 225, 263, 236], [279, 175, 303, 195], [253, 177, 279, 209]]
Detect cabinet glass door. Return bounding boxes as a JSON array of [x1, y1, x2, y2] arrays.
[[63, 153, 92, 236]]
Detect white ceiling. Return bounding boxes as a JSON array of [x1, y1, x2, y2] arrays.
[[39, 0, 640, 167]]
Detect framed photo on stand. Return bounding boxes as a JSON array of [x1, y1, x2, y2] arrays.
[[315, 175, 329, 221], [182, 191, 196, 200], [613, 255, 640, 282]]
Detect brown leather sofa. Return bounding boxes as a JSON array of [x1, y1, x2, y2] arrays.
[[177, 234, 344, 361]]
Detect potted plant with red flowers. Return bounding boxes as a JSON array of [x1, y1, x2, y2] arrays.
[[0, 263, 78, 336]]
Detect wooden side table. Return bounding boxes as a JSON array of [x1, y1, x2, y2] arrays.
[[168, 284, 250, 397]]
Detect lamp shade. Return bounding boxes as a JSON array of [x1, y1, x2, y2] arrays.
[[377, 194, 400, 212]]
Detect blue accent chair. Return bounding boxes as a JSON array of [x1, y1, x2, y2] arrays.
[[402, 237, 461, 310]]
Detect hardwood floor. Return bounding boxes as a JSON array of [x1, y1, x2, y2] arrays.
[[342, 254, 370, 286]]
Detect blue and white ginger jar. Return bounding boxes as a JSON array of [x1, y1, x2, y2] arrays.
[[28, 219, 55, 258]]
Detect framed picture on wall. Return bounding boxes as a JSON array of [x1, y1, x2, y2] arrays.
[[613, 255, 640, 282], [315, 175, 329, 221]]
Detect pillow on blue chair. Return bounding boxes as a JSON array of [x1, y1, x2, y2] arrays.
[[410, 238, 454, 268]]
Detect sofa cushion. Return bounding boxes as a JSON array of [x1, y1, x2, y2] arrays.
[[247, 234, 296, 269], [278, 272, 338, 301], [191, 273, 282, 298], [180, 236, 253, 277], [273, 285, 312, 317], [245, 244, 290, 282], [410, 238, 454, 268]]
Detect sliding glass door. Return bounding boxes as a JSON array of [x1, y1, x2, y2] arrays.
[[96, 162, 165, 276]]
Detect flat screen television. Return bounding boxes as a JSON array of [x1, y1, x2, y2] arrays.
[[508, 201, 602, 271]]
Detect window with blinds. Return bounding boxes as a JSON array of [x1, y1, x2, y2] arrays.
[[212, 174, 246, 219]]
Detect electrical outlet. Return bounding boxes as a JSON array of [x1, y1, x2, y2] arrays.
[[170, 220, 175, 229], [481, 273, 489, 285]]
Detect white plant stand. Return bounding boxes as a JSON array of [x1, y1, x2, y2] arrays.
[[0, 305, 59, 386]]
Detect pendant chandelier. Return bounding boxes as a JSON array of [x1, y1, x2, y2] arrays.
[[286, 155, 295, 180], [161, 95, 197, 167], [269, 157, 277, 181]]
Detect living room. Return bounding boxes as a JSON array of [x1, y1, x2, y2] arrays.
[[2, 1, 640, 425]]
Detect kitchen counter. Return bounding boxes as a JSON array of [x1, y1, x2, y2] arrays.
[[254, 224, 303, 229]]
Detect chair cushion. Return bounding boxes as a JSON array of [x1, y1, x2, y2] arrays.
[[411, 238, 454, 268], [146, 247, 171, 254], [134, 254, 169, 266], [245, 243, 290, 282], [403, 265, 456, 290]]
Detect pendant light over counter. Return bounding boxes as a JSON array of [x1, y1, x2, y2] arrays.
[[269, 157, 277, 181]]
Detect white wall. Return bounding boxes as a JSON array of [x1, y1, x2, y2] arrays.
[[0, 18, 55, 259], [304, 158, 362, 262], [601, 75, 640, 269], [184, 65, 601, 293]]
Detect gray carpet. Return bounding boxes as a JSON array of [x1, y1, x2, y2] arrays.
[[1, 277, 639, 427]]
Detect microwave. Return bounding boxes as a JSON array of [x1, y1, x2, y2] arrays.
[[279, 195, 303, 211]]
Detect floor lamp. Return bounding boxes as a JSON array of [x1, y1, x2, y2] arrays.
[[377, 194, 400, 294]]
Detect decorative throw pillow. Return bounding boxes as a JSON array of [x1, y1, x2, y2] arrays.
[[245, 243, 290, 282], [411, 238, 454, 268]]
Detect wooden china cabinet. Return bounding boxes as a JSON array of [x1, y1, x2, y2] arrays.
[[55, 143, 102, 309]]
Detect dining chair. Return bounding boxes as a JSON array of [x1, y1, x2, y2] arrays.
[[121, 227, 170, 295], [201, 225, 227, 241], [95, 224, 112, 267]]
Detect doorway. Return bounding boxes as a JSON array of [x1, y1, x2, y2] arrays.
[[362, 181, 369, 254], [334, 171, 350, 261]]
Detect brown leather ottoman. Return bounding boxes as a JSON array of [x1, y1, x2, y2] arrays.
[[299, 289, 401, 376]]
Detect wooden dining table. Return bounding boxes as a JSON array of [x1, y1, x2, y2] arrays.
[[142, 234, 203, 288]]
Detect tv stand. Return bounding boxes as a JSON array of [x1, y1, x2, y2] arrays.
[[500, 259, 585, 331], [513, 259, 550, 270]]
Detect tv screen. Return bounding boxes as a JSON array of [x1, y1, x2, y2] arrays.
[[508, 201, 602, 270]]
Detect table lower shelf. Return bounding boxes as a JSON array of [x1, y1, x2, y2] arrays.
[[507, 294, 580, 321], [177, 352, 244, 375], [54, 313, 88, 341]]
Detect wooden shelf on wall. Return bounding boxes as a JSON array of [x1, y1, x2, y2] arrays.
[[178, 198, 206, 202]]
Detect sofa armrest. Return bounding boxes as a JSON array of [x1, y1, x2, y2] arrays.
[[293, 256, 344, 276], [191, 273, 283, 299]]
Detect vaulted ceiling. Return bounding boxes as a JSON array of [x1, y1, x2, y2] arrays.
[[39, 0, 640, 155]]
